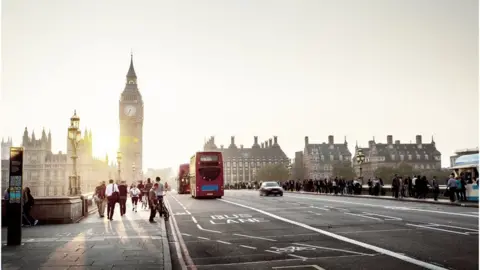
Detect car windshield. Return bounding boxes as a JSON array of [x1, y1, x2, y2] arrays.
[[264, 182, 279, 187]]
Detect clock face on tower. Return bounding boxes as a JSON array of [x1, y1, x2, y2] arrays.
[[124, 105, 137, 117]]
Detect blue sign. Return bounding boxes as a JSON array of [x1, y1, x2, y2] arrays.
[[201, 185, 219, 191]]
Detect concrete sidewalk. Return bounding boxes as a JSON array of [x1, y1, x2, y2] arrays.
[[287, 191, 479, 208], [1, 199, 171, 270]]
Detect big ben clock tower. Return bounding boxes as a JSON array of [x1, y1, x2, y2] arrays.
[[119, 53, 144, 181]]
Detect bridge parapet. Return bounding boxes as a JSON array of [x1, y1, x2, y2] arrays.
[[2, 191, 96, 226]]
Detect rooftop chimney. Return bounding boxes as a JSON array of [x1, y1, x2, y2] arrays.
[[254, 136, 258, 144], [395, 140, 400, 144], [368, 140, 375, 147], [261, 142, 264, 148], [231, 136, 235, 145], [268, 139, 273, 148], [305, 136, 309, 145], [387, 135, 393, 144], [273, 136, 278, 145], [416, 135, 422, 145], [328, 135, 334, 144], [240, 144, 244, 149], [265, 140, 268, 148]]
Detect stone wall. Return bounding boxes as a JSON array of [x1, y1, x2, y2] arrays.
[[2, 192, 95, 226]]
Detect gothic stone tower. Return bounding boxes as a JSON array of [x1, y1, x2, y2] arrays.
[[119, 54, 144, 181]]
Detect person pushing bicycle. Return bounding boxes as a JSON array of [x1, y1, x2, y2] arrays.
[[155, 176, 166, 217]]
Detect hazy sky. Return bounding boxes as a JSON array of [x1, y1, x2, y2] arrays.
[[1, 0, 478, 170]]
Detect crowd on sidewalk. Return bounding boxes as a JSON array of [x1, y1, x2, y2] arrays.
[[224, 172, 478, 204], [93, 176, 169, 223]]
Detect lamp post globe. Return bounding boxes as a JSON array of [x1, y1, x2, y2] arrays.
[[70, 110, 80, 130], [356, 149, 366, 185]]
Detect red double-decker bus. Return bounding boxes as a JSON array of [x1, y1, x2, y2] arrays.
[[177, 163, 190, 194], [190, 151, 224, 199]]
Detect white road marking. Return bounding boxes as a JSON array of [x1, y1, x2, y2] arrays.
[[307, 211, 322, 216], [362, 212, 402, 221], [286, 195, 478, 218], [181, 233, 192, 237], [197, 237, 210, 240], [428, 223, 478, 232], [406, 223, 469, 235], [221, 198, 449, 270], [185, 210, 192, 215], [337, 228, 412, 234], [233, 233, 277, 242], [196, 224, 222, 234], [293, 243, 373, 256], [344, 212, 383, 221], [310, 206, 330, 211], [239, 245, 257, 250], [191, 216, 198, 224], [216, 240, 232, 245], [265, 249, 281, 254], [273, 265, 325, 270], [287, 254, 308, 260]]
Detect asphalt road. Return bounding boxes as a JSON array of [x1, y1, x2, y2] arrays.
[[165, 190, 479, 270]]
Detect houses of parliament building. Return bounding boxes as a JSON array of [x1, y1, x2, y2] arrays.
[[203, 136, 290, 184]]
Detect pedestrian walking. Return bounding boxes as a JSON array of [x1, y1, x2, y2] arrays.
[[105, 179, 119, 220]]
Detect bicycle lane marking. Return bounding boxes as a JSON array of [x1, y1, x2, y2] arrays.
[[220, 198, 449, 270], [168, 194, 222, 234]]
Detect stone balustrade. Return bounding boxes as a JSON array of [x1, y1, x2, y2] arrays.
[[2, 191, 96, 226]]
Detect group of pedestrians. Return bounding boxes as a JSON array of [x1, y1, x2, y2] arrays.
[[94, 176, 168, 223]]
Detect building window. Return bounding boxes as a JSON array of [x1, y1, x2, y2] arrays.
[[400, 155, 404, 161], [391, 155, 395, 161], [416, 154, 421, 159], [425, 154, 429, 160], [426, 164, 430, 169], [330, 155, 334, 160], [408, 155, 412, 160], [321, 155, 324, 161]]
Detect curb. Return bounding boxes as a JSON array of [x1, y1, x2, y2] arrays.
[[287, 191, 479, 208], [161, 218, 173, 270]]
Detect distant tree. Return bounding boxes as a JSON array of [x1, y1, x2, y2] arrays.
[[420, 169, 451, 182], [332, 162, 356, 180], [256, 164, 290, 182], [374, 163, 418, 184]]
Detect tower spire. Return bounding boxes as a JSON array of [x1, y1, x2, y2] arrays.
[[127, 51, 137, 79]]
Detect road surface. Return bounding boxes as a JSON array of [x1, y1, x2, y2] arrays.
[[165, 190, 478, 270]]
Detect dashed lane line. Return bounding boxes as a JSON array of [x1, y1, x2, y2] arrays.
[[239, 245, 257, 250], [405, 223, 469, 236], [181, 233, 192, 237], [287, 254, 308, 261], [344, 212, 382, 221], [233, 233, 277, 242], [293, 243, 374, 256], [197, 236, 210, 240], [221, 198, 450, 270], [191, 216, 198, 224], [216, 240, 232, 245], [307, 211, 322, 216]]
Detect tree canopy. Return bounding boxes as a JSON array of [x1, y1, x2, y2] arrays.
[[331, 162, 356, 180], [256, 164, 290, 182]]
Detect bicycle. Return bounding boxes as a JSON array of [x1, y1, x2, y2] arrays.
[[156, 196, 170, 221]]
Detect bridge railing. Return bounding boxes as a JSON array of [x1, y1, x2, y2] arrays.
[[2, 190, 96, 226]]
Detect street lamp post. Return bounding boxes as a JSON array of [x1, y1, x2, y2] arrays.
[[68, 110, 82, 195], [132, 162, 136, 182], [356, 148, 366, 185], [116, 151, 122, 181]]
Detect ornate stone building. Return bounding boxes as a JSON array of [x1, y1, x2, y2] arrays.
[[119, 54, 144, 181], [203, 136, 290, 184], [1, 128, 117, 197], [303, 135, 352, 179], [352, 135, 442, 179]]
